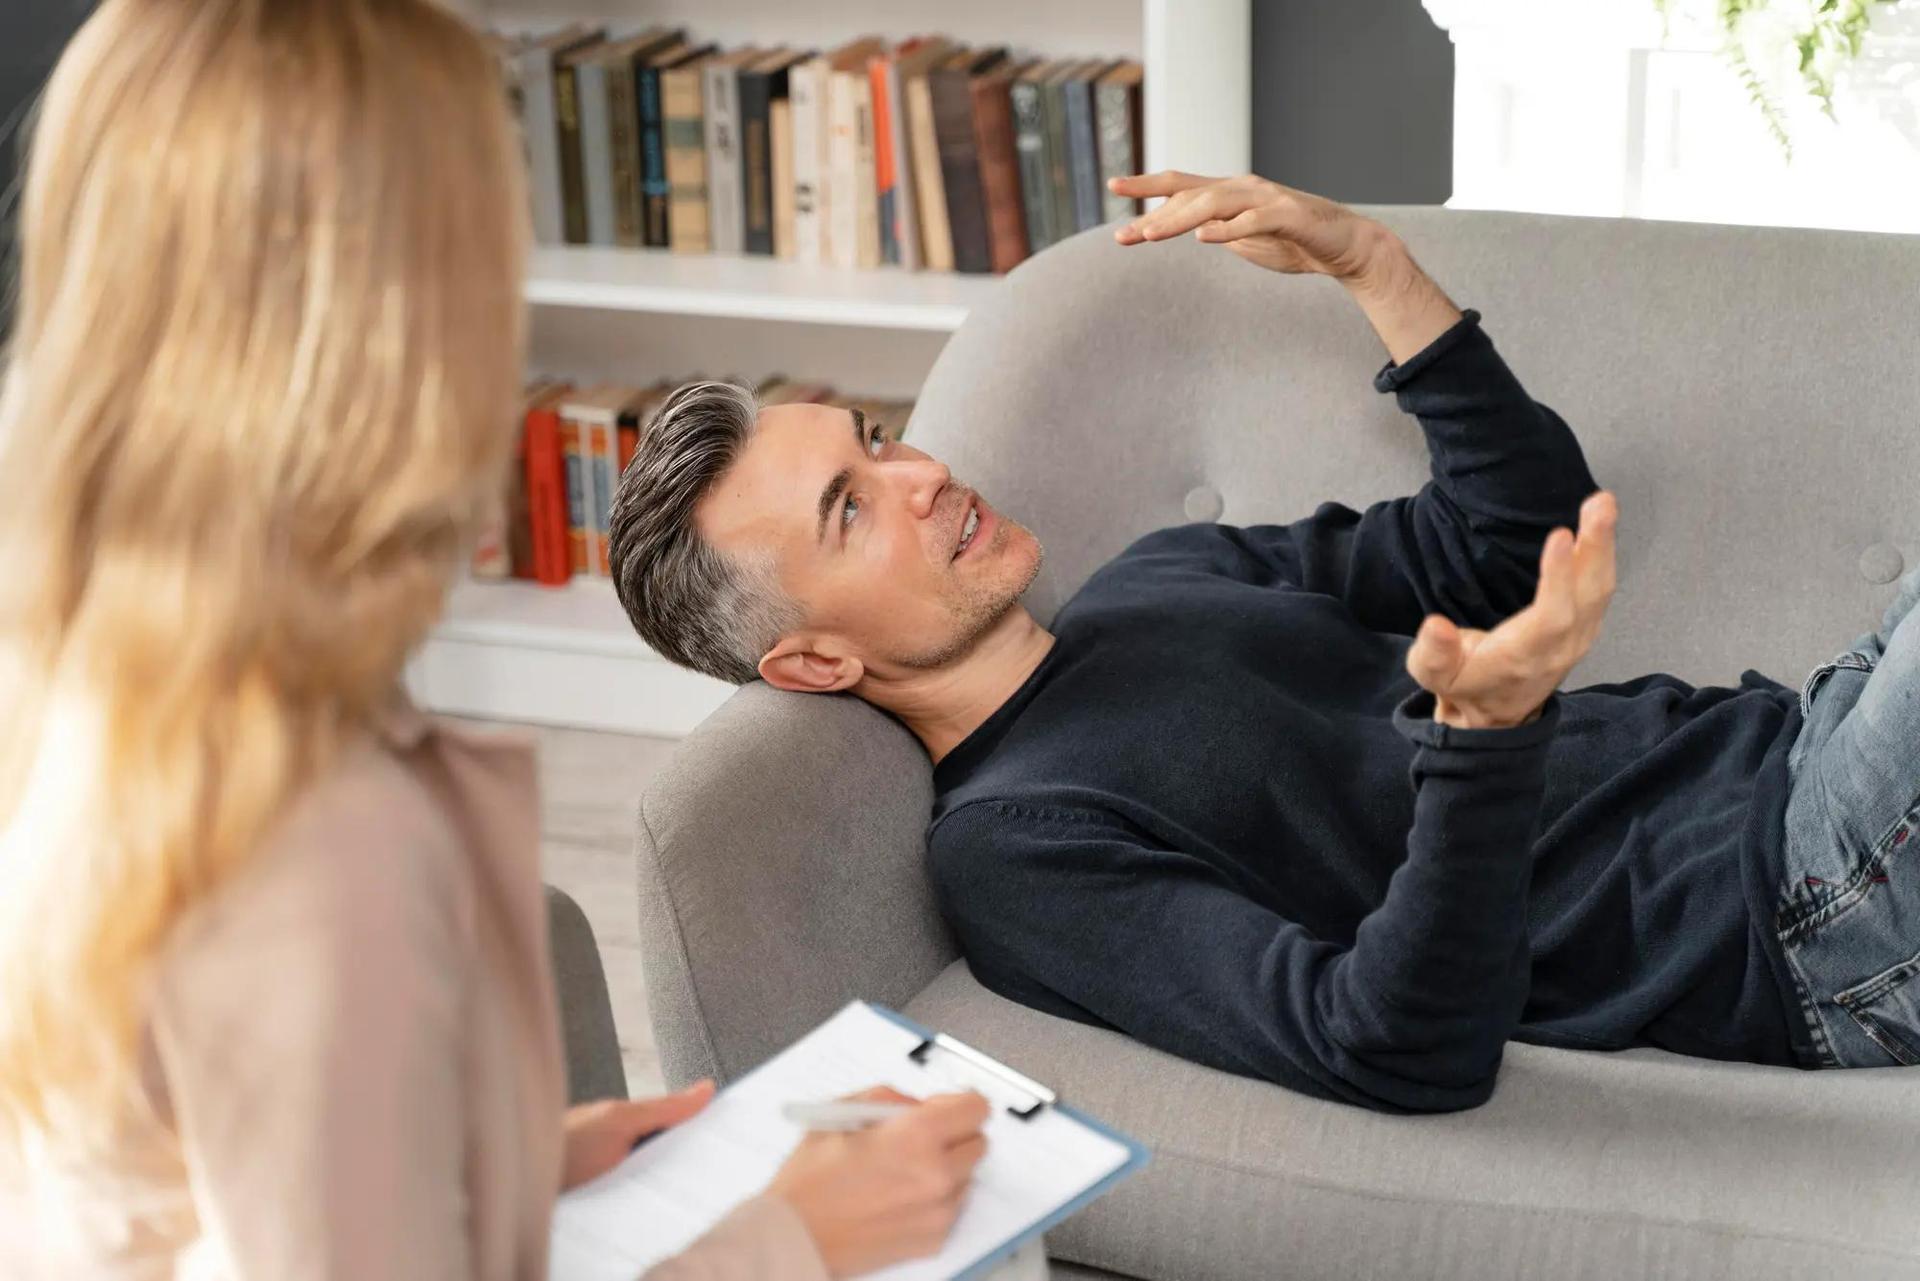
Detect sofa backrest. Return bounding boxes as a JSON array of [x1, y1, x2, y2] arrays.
[[910, 210, 1920, 687]]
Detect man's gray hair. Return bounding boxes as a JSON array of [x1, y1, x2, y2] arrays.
[[608, 380, 802, 685]]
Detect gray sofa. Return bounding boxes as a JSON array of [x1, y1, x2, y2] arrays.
[[633, 210, 1920, 1279]]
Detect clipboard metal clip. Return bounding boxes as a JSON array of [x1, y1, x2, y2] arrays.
[[908, 1032, 1058, 1120]]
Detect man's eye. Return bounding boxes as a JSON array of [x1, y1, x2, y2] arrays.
[[867, 428, 887, 457], [841, 495, 860, 528]]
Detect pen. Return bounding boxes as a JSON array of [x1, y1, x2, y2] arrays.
[[781, 1101, 915, 1132]]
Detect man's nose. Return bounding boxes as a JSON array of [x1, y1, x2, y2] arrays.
[[898, 457, 952, 518]]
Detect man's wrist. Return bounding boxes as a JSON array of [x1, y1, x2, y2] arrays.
[[1338, 231, 1463, 367], [1338, 225, 1415, 297]]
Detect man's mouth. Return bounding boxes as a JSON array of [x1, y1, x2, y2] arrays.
[[953, 495, 987, 561]]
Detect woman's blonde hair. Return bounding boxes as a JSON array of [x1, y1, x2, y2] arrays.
[[0, 0, 527, 1149]]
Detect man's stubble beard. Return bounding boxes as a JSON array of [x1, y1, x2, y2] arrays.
[[889, 527, 1044, 671]]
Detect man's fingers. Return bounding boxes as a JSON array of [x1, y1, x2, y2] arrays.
[[1572, 491, 1619, 607], [1194, 206, 1276, 243], [1407, 614, 1467, 694], [1530, 528, 1578, 631], [1125, 186, 1261, 243], [1108, 169, 1216, 198]]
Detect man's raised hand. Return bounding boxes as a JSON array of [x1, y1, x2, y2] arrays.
[[1405, 492, 1619, 731], [1110, 171, 1391, 283], [1111, 171, 1464, 363]]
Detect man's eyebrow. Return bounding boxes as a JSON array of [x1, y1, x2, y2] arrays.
[[816, 466, 852, 543], [814, 410, 870, 544]]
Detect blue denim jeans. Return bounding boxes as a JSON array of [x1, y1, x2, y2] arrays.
[[1779, 563, 1920, 1068]]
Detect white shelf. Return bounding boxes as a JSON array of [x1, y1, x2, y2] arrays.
[[409, 578, 735, 736], [524, 246, 1007, 331]]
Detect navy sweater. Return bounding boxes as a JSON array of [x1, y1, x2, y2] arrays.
[[928, 312, 1808, 1114]]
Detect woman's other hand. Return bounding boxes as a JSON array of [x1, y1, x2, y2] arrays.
[[561, 1080, 718, 1190]]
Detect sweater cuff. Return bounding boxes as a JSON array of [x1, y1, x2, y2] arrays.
[[1372, 308, 1485, 393], [1392, 689, 1562, 752]]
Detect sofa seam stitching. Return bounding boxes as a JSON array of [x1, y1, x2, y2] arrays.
[[1144, 1144, 1920, 1260], [636, 795, 726, 1083]]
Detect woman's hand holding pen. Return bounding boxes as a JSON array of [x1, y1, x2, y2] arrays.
[[770, 1086, 992, 1278]]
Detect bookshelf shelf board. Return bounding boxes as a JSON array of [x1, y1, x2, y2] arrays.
[[524, 246, 1007, 330], [435, 575, 647, 657], [412, 577, 734, 736]]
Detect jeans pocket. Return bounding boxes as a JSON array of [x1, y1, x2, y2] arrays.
[[1798, 653, 1876, 720], [1835, 951, 1920, 1066]]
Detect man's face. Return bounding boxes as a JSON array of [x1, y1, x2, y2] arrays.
[[697, 403, 1042, 680]]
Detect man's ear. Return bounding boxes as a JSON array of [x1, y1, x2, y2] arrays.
[[758, 637, 865, 693]]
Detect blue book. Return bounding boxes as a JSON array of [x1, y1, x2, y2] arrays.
[[1063, 60, 1112, 233], [639, 43, 707, 247]]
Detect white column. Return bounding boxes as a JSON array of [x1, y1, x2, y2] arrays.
[[1144, 0, 1253, 176]]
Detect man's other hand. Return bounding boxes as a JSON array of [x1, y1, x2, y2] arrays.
[[1110, 171, 1394, 284], [1406, 492, 1619, 731]]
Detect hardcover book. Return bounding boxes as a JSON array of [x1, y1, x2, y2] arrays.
[[593, 29, 681, 248], [770, 95, 797, 257], [522, 383, 574, 586], [662, 52, 717, 253], [930, 46, 1008, 275], [555, 38, 612, 244], [703, 48, 762, 256], [573, 54, 616, 245], [1010, 60, 1060, 254], [970, 61, 1032, 274], [739, 49, 806, 257], [639, 43, 707, 247], [825, 37, 885, 269], [903, 46, 956, 272], [885, 37, 951, 270], [1096, 61, 1146, 221], [512, 26, 601, 246], [788, 53, 828, 265], [1063, 60, 1114, 233]]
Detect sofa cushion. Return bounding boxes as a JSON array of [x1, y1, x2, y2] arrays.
[[905, 961, 1920, 1281]]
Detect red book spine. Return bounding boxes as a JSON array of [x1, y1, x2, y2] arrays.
[[523, 401, 571, 586], [869, 55, 896, 264]]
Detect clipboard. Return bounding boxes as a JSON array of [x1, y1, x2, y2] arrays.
[[549, 1000, 1150, 1281], [867, 1005, 1151, 1279]]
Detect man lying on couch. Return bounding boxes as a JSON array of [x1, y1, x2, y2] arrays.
[[608, 173, 1920, 1112]]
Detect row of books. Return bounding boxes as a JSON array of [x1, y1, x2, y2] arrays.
[[500, 26, 1145, 275], [474, 378, 918, 586]]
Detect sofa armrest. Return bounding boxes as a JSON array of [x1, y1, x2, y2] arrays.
[[545, 883, 628, 1103], [636, 683, 958, 1085]]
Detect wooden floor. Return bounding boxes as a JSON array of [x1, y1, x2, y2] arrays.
[[458, 716, 679, 1098]]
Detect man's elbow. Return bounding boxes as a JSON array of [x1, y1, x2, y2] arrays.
[[1300, 1043, 1506, 1115]]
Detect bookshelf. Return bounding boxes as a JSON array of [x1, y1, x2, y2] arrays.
[[412, 0, 1252, 736], [523, 246, 1001, 329]]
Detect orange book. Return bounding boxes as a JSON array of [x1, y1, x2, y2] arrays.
[[517, 385, 573, 586], [868, 50, 897, 264]]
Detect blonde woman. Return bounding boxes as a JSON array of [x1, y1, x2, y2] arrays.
[[0, 2, 987, 1278]]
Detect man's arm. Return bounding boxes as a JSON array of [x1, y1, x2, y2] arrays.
[[930, 697, 1558, 1115], [1114, 172, 1599, 638]]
